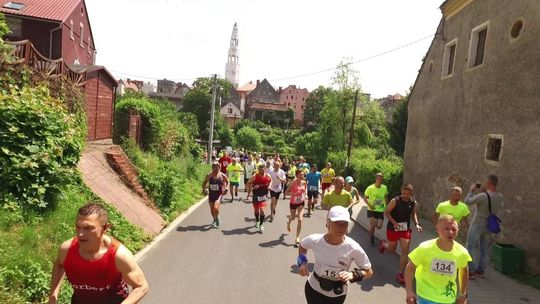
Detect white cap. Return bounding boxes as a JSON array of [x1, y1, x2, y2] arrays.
[[327, 206, 350, 222]]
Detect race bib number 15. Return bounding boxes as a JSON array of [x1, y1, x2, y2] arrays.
[[430, 259, 455, 276]]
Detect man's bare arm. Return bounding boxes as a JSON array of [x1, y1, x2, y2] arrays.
[[116, 245, 149, 304], [48, 239, 71, 304]]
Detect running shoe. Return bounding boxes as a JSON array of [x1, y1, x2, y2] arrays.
[[378, 240, 386, 254], [396, 273, 405, 285], [370, 236, 375, 246], [255, 221, 260, 229], [269, 215, 274, 223], [259, 225, 264, 232], [216, 216, 221, 227], [211, 219, 218, 228], [475, 270, 485, 278], [468, 271, 476, 280]]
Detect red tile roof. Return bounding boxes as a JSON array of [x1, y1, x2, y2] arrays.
[[0, 0, 81, 22], [237, 81, 256, 92], [249, 102, 289, 112]]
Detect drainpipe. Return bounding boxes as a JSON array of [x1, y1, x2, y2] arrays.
[[49, 22, 62, 59]]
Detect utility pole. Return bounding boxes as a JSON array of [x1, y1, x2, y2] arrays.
[[345, 90, 359, 175], [208, 74, 218, 164]]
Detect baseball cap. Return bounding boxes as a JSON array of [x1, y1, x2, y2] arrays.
[[327, 206, 351, 222], [345, 176, 354, 183]]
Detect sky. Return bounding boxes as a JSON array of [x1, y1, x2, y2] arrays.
[[85, 0, 443, 98]]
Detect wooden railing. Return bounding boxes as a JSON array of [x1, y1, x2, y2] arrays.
[[6, 40, 86, 86]]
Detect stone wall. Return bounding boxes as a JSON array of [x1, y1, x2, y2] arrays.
[[404, 0, 540, 274]]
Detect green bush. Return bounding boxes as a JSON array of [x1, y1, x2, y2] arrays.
[[235, 126, 262, 152], [327, 148, 403, 197], [0, 86, 86, 210]]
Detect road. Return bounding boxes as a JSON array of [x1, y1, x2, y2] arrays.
[[139, 189, 406, 303]]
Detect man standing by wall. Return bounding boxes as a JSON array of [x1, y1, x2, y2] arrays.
[[465, 175, 504, 279], [364, 173, 389, 245]]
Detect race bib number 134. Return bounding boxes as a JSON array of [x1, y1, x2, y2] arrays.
[[430, 259, 455, 276]]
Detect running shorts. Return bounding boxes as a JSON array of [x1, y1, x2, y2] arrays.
[[321, 183, 332, 191], [307, 190, 319, 200], [290, 202, 305, 210], [270, 190, 282, 199], [367, 210, 384, 220], [386, 229, 412, 242], [230, 181, 240, 187], [208, 192, 222, 203], [252, 193, 268, 209]]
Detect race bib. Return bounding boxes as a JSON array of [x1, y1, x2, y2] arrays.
[[430, 259, 456, 276], [309, 186, 318, 191], [374, 199, 382, 206], [257, 195, 267, 202], [395, 222, 408, 231], [323, 173, 329, 177], [319, 265, 342, 281], [223, 162, 229, 167], [294, 196, 304, 204], [209, 184, 220, 191]]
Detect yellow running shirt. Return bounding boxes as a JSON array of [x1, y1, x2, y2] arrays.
[[226, 164, 243, 183], [408, 239, 472, 304], [435, 201, 470, 223], [320, 168, 336, 184], [364, 184, 388, 212], [322, 190, 352, 208]]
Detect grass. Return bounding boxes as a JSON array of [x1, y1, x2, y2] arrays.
[[0, 181, 151, 303]]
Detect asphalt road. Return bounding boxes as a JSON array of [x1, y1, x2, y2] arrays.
[[139, 189, 407, 304]]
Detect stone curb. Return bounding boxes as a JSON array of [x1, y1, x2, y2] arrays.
[[135, 196, 208, 262]]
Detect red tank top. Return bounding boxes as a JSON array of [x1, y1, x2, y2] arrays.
[[64, 237, 129, 304], [253, 173, 270, 196]]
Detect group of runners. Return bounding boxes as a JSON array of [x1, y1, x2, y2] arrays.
[[46, 145, 503, 304]]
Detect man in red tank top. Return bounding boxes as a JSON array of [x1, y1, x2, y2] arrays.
[[246, 164, 272, 232], [48, 203, 148, 304]]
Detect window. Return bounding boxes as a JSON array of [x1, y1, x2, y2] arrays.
[[3, 2, 24, 10], [228, 108, 233, 114], [468, 21, 489, 68], [428, 61, 434, 73], [442, 39, 457, 78], [485, 134, 503, 163], [80, 23, 84, 47], [510, 18, 524, 40], [70, 20, 74, 40]]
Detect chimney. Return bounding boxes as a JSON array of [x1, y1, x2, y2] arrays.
[[279, 86, 282, 93], [256, 79, 260, 86]]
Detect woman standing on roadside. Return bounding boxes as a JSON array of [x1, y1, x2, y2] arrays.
[[297, 206, 373, 304], [285, 170, 307, 246]]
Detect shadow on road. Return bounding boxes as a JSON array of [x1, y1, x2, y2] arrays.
[[259, 233, 296, 248], [244, 217, 256, 222], [176, 224, 212, 232], [221, 226, 260, 236], [289, 263, 315, 274]]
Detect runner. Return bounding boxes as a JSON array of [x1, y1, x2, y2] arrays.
[[305, 165, 322, 216], [298, 156, 311, 174], [378, 184, 423, 285], [268, 160, 287, 222], [321, 177, 353, 211], [243, 156, 255, 193], [218, 151, 232, 175], [364, 173, 389, 245], [344, 176, 362, 216], [433, 186, 470, 226], [405, 215, 471, 304], [48, 203, 148, 304], [202, 161, 229, 227], [285, 159, 298, 199], [281, 158, 291, 199], [246, 164, 272, 232], [320, 162, 336, 197], [285, 170, 307, 246], [226, 158, 243, 202], [297, 206, 373, 304]]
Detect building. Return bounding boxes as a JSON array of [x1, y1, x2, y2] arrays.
[[245, 79, 291, 127], [141, 82, 156, 94], [377, 93, 403, 122], [403, 0, 539, 273], [224, 22, 240, 88], [278, 85, 309, 126], [220, 101, 242, 128], [117, 79, 140, 96], [1, 0, 96, 65], [148, 80, 190, 110], [236, 81, 256, 113]]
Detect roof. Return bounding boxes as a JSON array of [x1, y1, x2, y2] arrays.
[[237, 81, 256, 92], [0, 0, 81, 22], [69, 64, 117, 85], [249, 102, 289, 112], [119, 79, 139, 91]]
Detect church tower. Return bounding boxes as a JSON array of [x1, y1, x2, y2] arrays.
[[225, 23, 240, 88]]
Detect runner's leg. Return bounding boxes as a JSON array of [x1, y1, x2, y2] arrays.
[[295, 205, 304, 243], [368, 217, 377, 244], [398, 237, 411, 274], [287, 208, 295, 232], [305, 281, 346, 304]]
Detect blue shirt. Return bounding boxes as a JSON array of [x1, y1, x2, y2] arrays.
[[306, 172, 321, 190]]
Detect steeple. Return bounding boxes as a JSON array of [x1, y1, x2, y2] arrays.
[[225, 22, 240, 88]]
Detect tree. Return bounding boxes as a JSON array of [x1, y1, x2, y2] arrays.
[[388, 93, 409, 156], [235, 126, 262, 152], [303, 86, 331, 132], [358, 100, 390, 151], [192, 77, 233, 102], [182, 88, 213, 139]]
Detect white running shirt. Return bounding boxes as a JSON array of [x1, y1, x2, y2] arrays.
[[268, 169, 286, 192], [300, 234, 371, 298]]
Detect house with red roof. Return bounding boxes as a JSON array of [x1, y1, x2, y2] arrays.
[[1, 0, 117, 142]]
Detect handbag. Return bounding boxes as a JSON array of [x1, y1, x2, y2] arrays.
[[486, 192, 501, 233]]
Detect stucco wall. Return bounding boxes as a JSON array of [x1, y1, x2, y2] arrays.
[[404, 0, 540, 273]]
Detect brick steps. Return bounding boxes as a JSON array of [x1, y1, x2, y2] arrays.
[[105, 146, 158, 212]]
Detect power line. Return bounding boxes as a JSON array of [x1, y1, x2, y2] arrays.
[[108, 69, 197, 83], [268, 34, 434, 82]]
